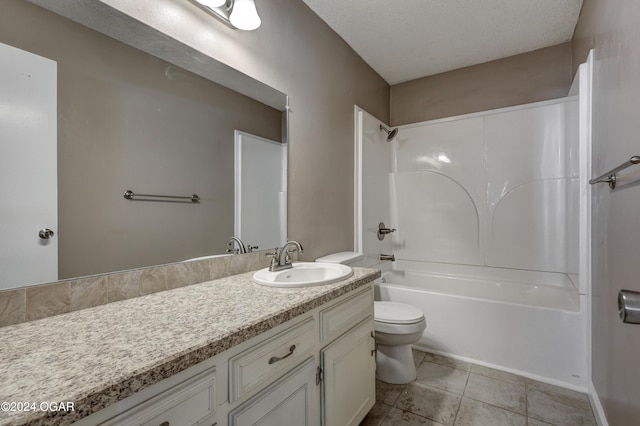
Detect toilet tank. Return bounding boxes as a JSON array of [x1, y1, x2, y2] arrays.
[[315, 251, 364, 266]]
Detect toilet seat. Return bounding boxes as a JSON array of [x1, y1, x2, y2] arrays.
[[374, 301, 425, 324]]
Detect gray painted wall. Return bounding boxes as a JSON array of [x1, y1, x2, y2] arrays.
[[390, 43, 573, 125], [573, 0, 640, 424]]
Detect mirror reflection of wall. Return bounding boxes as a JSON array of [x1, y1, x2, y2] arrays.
[[0, 0, 284, 290]]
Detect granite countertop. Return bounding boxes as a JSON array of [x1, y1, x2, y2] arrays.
[[0, 267, 380, 426]]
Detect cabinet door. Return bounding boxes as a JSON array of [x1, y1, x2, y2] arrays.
[[229, 358, 319, 426], [321, 317, 376, 426]]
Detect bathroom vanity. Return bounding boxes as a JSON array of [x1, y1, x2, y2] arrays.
[[0, 267, 379, 426]]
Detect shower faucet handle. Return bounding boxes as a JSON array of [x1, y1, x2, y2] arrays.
[[377, 222, 397, 240]]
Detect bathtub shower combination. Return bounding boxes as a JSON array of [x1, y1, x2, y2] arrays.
[[355, 96, 588, 389]]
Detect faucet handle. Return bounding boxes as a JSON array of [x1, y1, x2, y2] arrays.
[[247, 245, 259, 253], [265, 248, 279, 258], [377, 222, 397, 240], [266, 248, 280, 259], [266, 249, 280, 270]]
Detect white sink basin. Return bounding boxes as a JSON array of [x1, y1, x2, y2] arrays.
[[253, 262, 353, 288]]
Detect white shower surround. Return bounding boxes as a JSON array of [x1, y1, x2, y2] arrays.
[[394, 100, 578, 273], [355, 95, 588, 388]]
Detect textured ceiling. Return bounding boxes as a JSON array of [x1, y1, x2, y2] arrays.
[[301, 0, 583, 85]]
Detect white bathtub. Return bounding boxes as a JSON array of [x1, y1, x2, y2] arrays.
[[371, 259, 588, 390]]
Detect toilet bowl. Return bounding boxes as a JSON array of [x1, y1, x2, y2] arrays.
[[315, 252, 427, 384], [374, 301, 426, 384]]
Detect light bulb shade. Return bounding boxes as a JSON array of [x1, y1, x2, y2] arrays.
[[196, 0, 226, 8], [229, 0, 261, 30]]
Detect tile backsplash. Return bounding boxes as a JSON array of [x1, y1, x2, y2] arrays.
[[0, 250, 273, 328]]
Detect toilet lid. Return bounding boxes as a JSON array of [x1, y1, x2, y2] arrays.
[[374, 301, 425, 324]]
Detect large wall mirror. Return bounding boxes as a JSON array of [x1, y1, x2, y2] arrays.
[[0, 0, 288, 290]]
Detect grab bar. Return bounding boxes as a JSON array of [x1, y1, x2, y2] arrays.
[[589, 156, 640, 189], [123, 190, 200, 203]]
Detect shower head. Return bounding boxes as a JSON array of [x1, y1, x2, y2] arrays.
[[380, 124, 399, 142]]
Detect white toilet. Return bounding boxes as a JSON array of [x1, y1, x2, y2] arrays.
[[373, 301, 426, 384], [315, 252, 427, 384]]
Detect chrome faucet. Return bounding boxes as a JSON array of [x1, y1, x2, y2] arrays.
[[267, 240, 304, 271], [226, 237, 247, 254]]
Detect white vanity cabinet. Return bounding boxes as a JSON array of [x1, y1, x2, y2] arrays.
[[228, 358, 319, 426], [320, 319, 376, 426], [225, 284, 375, 426], [225, 285, 375, 426], [72, 283, 375, 426], [319, 287, 376, 426]]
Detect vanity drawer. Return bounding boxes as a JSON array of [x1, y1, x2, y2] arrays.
[[229, 317, 315, 402], [320, 286, 374, 343], [101, 367, 216, 426]]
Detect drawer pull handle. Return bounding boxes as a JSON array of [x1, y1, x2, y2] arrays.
[[159, 422, 170, 426], [268, 345, 296, 364]]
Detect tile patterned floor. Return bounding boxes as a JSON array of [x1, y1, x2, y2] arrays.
[[360, 350, 597, 426]]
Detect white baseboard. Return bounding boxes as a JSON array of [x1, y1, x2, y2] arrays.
[[588, 380, 609, 426]]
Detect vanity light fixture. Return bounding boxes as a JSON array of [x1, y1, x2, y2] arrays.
[[194, 0, 261, 31]]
